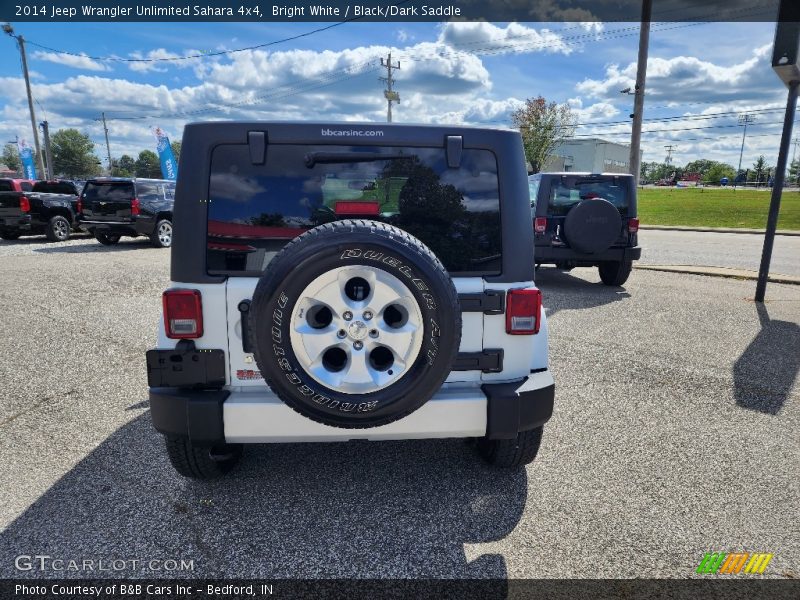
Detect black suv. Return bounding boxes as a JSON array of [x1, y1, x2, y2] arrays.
[[529, 172, 641, 286], [78, 178, 176, 247]]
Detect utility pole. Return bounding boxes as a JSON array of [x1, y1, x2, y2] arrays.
[[100, 112, 113, 175], [380, 52, 400, 123], [736, 113, 756, 189], [3, 25, 45, 178], [40, 120, 54, 180], [664, 144, 676, 166], [628, 0, 651, 188]]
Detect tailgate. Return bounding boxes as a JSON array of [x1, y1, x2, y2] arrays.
[[0, 192, 22, 218], [81, 181, 134, 221]]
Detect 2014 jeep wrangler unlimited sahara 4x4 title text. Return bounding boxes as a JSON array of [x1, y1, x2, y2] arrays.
[[146, 122, 555, 479]]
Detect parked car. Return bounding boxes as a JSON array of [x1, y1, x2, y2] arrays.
[[78, 177, 176, 247], [0, 178, 34, 192], [146, 122, 555, 478], [0, 179, 81, 241], [529, 172, 641, 286]]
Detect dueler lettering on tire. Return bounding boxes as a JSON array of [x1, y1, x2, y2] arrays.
[[249, 220, 461, 429]]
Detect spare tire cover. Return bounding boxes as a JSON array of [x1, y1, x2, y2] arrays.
[[249, 219, 462, 429], [562, 199, 622, 254]]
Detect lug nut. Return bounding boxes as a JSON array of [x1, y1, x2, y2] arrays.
[[337, 329, 346, 339], [353, 341, 364, 350], [363, 310, 373, 321], [369, 329, 378, 338], [343, 311, 353, 321]]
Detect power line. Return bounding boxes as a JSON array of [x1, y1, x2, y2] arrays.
[[105, 60, 379, 121], [24, 20, 356, 62]]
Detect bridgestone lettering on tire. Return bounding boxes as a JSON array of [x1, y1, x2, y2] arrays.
[[249, 220, 461, 429]]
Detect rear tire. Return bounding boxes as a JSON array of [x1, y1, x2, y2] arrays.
[[477, 427, 544, 468], [164, 436, 243, 480], [0, 232, 20, 241], [94, 231, 121, 245], [45, 215, 71, 242], [150, 219, 172, 248], [598, 260, 633, 286]]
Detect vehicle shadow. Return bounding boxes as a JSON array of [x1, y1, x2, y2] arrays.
[[0, 232, 92, 245], [733, 302, 800, 415], [33, 239, 157, 254], [535, 266, 631, 319], [0, 412, 527, 583]]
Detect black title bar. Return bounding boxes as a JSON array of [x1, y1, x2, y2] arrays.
[[0, 0, 794, 23]]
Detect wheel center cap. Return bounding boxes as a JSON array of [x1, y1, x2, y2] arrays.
[[348, 321, 368, 340]]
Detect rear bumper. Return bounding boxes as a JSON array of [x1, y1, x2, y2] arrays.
[[535, 244, 641, 264], [0, 214, 32, 232], [149, 371, 555, 444], [80, 220, 139, 236]]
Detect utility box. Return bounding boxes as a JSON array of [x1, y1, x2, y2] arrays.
[[772, 1, 800, 87]]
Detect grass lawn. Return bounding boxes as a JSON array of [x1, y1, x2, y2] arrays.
[[637, 187, 800, 230]]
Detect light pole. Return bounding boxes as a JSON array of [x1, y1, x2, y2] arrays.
[[625, 0, 652, 188], [736, 113, 756, 189], [3, 23, 45, 178]]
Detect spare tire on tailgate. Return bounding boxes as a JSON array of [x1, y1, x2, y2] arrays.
[[562, 198, 621, 254], [249, 219, 462, 429]]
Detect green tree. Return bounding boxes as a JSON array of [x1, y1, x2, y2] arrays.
[[170, 141, 181, 164], [112, 154, 136, 177], [135, 150, 162, 178], [1, 144, 21, 174], [683, 159, 735, 184], [704, 162, 736, 184], [51, 128, 102, 178], [752, 155, 768, 185], [511, 96, 577, 173], [789, 159, 800, 185]]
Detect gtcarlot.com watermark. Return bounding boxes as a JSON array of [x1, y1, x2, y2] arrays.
[[15, 555, 194, 573]]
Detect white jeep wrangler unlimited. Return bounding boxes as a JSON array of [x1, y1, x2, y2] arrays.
[[147, 122, 555, 479]]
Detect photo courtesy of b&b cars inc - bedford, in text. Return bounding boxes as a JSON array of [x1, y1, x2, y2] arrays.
[[0, 1, 799, 599]]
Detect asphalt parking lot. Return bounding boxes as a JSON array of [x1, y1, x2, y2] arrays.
[[0, 234, 798, 580]]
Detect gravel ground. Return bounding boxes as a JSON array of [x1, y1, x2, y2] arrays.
[[0, 236, 798, 580]]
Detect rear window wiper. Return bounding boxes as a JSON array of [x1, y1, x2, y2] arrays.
[[304, 152, 413, 168]]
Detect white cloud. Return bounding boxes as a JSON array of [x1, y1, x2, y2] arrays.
[[438, 21, 573, 55], [32, 51, 110, 72], [576, 44, 782, 105], [127, 48, 205, 73]]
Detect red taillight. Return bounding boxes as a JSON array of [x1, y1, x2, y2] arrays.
[[131, 197, 140, 216], [334, 201, 380, 216], [19, 196, 30, 213], [77, 197, 82, 214], [534, 217, 547, 234], [163, 289, 203, 339], [628, 217, 639, 233], [506, 289, 542, 335]]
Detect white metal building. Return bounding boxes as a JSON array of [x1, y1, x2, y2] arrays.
[[543, 138, 641, 174]]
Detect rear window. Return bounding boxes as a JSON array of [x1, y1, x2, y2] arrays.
[[83, 182, 134, 201], [207, 144, 502, 276], [33, 181, 76, 194], [0, 180, 12, 192], [546, 177, 629, 216], [528, 176, 540, 209], [20, 181, 33, 192]]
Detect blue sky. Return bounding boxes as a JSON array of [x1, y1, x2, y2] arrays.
[[0, 20, 788, 171]]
